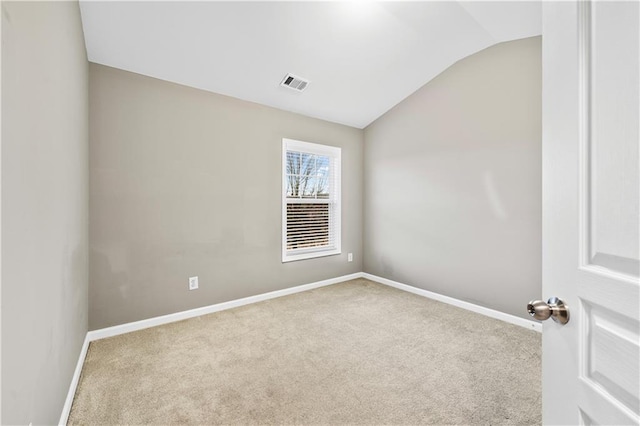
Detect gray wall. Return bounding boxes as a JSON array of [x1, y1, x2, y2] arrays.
[[1, 1, 89, 424], [89, 64, 363, 330], [363, 37, 541, 319]]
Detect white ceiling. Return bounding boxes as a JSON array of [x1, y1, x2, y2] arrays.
[[79, 1, 541, 129]]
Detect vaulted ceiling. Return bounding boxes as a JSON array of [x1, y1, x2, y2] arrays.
[[79, 1, 541, 129]]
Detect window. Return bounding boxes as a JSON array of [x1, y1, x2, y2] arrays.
[[282, 138, 341, 262]]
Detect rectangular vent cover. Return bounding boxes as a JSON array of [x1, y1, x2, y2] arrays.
[[280, 73, 309, 92]]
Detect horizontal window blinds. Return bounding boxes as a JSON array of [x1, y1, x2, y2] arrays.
[[286, 204, 332, 250]]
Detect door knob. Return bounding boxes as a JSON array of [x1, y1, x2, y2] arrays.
[[527, 297, 570, 325]]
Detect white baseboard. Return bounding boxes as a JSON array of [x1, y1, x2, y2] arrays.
[[58, 333, 90, 426], [61, 270, 539, 424], [86, 270, 539, 342], [87, 272, 363, 342], [57, 273, 361, 425], [362, 273, 542, 332]]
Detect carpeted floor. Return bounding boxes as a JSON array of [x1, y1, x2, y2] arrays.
[[68, 278, 541, 425]]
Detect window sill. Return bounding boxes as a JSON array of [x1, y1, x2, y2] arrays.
[[282, 248, 341, 263]]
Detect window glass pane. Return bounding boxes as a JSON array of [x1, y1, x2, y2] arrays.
[[316, 185, 329, 199], [300, 153, 316, 181], [316, 156, 330, 172], [301, 177, 318, 198], [286, 173, 304, 198], [316, 156, 330, 198], [297, 174, 311, 197], [286, 177, 294, 197], [286, 151, 300, 175]]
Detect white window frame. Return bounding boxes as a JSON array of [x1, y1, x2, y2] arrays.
[[282, 138, 341, 262]]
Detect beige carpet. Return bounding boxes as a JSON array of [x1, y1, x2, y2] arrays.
[[69, 278, 541, 425]]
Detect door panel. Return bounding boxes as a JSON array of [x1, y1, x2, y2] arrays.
[[588, 0, 639, 277], [577, 1, 639, 423], [543, 1, 640, 424]]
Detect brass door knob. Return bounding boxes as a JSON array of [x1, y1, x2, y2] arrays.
[[527, 297, 570, 325]]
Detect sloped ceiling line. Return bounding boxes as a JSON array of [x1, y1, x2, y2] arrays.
[[79, 1, 541, 129]]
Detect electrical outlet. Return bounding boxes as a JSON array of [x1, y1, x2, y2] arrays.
[[188, 276, 199, 290], [348, 253, 353, 262]]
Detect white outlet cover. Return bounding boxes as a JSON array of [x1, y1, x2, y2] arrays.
[[189, 276, 199, 290], [348, 253, 353, 262]]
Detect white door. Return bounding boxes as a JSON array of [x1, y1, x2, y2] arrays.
[[542, 1, 639, 424]]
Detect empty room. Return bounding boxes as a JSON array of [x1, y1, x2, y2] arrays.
[[1, 0, 638, 425]]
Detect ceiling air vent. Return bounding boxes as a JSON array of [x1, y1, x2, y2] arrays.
[[280, 73, 309, 92]]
